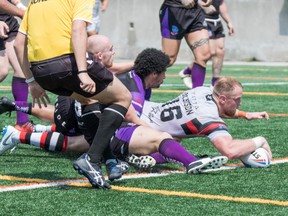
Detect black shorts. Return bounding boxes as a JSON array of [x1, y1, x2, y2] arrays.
[[54, 96, 82, 136], [159, 3, 207, 40], [206, 20, 225, 39], [110, 122, 138, 160], [0, 14, 19, 50], [30, 54, 114, 97], [0, 14, 19, 38], [0, 39, 4, 51]]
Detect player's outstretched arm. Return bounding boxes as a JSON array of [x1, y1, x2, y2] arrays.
[[245, 111, 269, 120], [212, 135, 272, 160]]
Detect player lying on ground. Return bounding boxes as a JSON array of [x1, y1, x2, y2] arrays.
[[140, 76, 272, 162]]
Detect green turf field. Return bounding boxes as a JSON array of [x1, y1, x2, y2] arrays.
[[0, 64, 287, 215]]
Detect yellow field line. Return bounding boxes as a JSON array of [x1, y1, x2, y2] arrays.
[[0, 175, 49, 183], [269, 113, 288, 117], [1, 158, 288, 206], [111, 186, 288, 207], [63, 182, 288, 207]]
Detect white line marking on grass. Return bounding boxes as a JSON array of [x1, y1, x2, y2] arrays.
[[161, 82, 288, 87], [0, 158, 287, 193], [0, 179, 87, 192]]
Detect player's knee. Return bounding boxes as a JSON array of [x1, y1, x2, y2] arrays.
[[210, 50, 216, 57], [204, 51, 211, 62], [158, 132, 173, 141], [216, 47, 225, 58], [0, 70, 9, 82], [168, 55, 177, 67]]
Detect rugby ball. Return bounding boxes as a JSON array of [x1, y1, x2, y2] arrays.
[[240, 148, 270, 168]]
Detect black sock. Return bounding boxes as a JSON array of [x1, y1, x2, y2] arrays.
[[87, 104, 127, 163], [81, 103, 101, 145]]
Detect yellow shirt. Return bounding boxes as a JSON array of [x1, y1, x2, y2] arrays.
[[19, 0, 94, 62]]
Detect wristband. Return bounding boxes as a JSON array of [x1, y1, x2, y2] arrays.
[[237, 110, 247, 118], [25, 76, 35, 84], [78, 70, 88, 74], [17, 3, 27, 10], [252, 137, 263, 149]]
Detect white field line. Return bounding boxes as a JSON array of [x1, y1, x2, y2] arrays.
[[1, 81, 288, 92], [0, 158, 287, 193], [160, 82, 288, 87]]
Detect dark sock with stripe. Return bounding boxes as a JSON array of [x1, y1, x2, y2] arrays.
[[81, 103, 116, 161], [158, 139, 198, 167], [87, 104, 127, 163]]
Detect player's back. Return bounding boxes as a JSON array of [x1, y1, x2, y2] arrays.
[[141, 86, 224, 138]]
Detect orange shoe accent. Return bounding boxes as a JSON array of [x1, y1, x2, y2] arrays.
[[15, 122, 34, 133]]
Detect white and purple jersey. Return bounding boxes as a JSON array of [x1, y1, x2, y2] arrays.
[[141, 87, 231, 141]]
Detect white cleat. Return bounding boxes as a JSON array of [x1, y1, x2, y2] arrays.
[[205, 155, 228, 169], [0, 125, 20, 155], [179, 68, 192, 89], [186, 157, 212, 174], [125, 154, 156, 169]]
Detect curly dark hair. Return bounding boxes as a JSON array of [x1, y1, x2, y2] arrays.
[[134, 48, 170, 79]]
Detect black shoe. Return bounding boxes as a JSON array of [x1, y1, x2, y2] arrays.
[[73, 153, 111, 189], [105, 159, 122, 181], [116, 160, 130, 174], [0, 97, 15, 116]]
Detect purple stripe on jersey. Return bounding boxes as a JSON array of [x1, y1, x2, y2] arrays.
[[130, 71, 146, 116], [161, 8, 170, 38], [115, 125, 138, 143]]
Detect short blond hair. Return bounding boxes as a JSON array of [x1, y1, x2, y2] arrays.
[[213, 77, 243, 96]]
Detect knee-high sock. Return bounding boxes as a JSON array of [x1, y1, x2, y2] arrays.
[[150, 152, 167, 164], [87, 104, 127, 163], [16, 131, 68, 152], [191, 63, 206, 88], [81, 103, 116, 161], [12, 77, 29, 124], [158, 139, 198, 167]]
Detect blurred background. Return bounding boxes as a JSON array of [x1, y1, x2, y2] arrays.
[[22, 0, 288, 62]]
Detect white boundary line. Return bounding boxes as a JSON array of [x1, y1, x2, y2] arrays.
[[160, 82, 288, 87], [0, 159, 287, 193]]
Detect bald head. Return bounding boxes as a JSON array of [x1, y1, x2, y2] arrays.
[[87, 34, 112, 55], [87, 35, 115, 68]]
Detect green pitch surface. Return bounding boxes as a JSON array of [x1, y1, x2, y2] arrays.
[[0, 64, 288, 215]]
